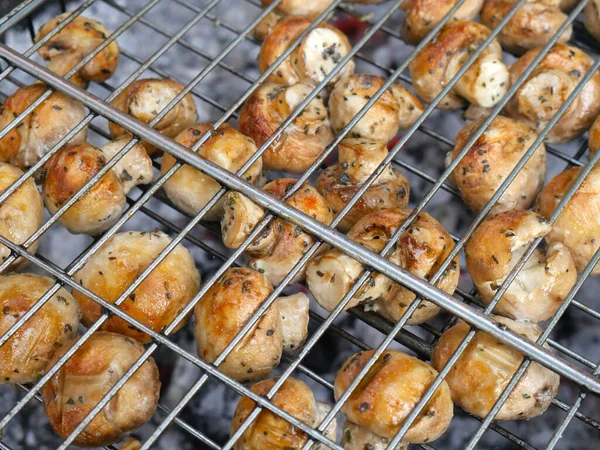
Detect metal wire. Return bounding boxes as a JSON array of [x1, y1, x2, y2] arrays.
[[1, 0, 600, 449]]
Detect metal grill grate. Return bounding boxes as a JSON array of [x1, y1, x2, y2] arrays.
[[0, 0, 599, 448]]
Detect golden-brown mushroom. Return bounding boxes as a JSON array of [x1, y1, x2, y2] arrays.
[[588, 110, 600, 160], [465, 210, 577, 322], [239, 82, 334, 173], [584, 0, 600, 41], [317, 138, 410, 232], [161, 123, 263, 221], [194, 268, 309, 382], [35, 13, 119, 88], [481, 0, 571, 55], [401, 0, 485, 44], [259, 16, 354, 86], [504, 44, 600, 143], [341, 420, 408, 450], [0, 84, 87, 169], [0, 273, 79, 385], [431, 317, 560, 420], [41, 331, 160, 447], [73, 231, 201, 343], [42, 138, 153, 235], [231, 376, 337, 450], [0, 162, 43, 271], [221, 179, 333, 286], [254, 0, 336, 40], [306, 208, 459, 325], [447, 115, 546, 215], [535, 164, 600, 274], [328, 74, 424, 142], [334, 350, 453, 445], [109, 78, 198, 156], [410, 21, 509, 109]]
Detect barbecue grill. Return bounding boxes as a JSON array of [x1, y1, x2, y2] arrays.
[[0, 0, 599, 448]]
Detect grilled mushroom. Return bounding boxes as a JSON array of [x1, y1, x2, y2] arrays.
[[504, 44, 600, 143], [401, 0, 484, 44], [306, 208, 459, 325], [42, 138, 153, 235], [328, 74, 424, 142], [254, 0, 336, 40], [0, 84, 87, 170], [447, 115, 546, 215], [73, 231, 201, 343], [341, 420, 408, 450], [584, 0, 600, 41], [161, 123, 263, 221], [535, 164, 600, 275], [588, 113, 600, 159], [465, 210, 577, 322], [259, 16, 354, 86], [231, 376, 337, 450], [41, 332, 160, 447], [409, 21, 509, 109], [317, 138, 410, 232], [0, 162, 43, 271], [0, 273, 79, 385], [194, 268, 309, 382], [431, 317, 560, 420], [481, 0, 571, 55], [335, 350, 453, 445], [109, 78, 198, 156], [35, 13, 119, 88], [221, 179, 333, 286]]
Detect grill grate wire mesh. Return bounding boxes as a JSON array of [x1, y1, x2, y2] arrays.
[[0, 0, 599, 448]]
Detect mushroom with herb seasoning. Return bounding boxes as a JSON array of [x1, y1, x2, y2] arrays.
[[431, 317, 560, 420], [194, 267, 309, 382], [335, 350, 453, 446], [41, 331, 160, 447], [317, 138, 410, 232], [259, 16, 354, 86], [447, 115, 546, 216], [410, 21, 510, 109], [0, 273, 79, 385], [306, 208, 459, 325], [504, 44, 600, 143], [0, 84, 88, 170], [328, 73, 424, 142], [481, 0, 571, 55], [465, 210, 576, 322], [341, 420, 408, 450], [42, 137, 153, 235], [231, 376, 337, 450], [239, 82, 335, 173], [73, 231, 201, 343], [109, 78, 198, 156], [34, 13, 120, 88], [535, 163, 600, 275], [161, 123, 263, 222], [0, 162, 43, 271], [401, 0, 484, 44], [221, 179, 333, 286]]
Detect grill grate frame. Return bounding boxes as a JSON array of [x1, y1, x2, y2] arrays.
[[0, 0, 599, 448]]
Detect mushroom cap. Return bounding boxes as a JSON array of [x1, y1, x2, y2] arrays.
[[334, 350, 453, 443], [341, 420, 408, 450], [431, 317, 560, 420], [448, 115, 547, 215], [0, 273, 79, 384], [535, 164, 600, 275], [194, 267, 283, 382], [109, 78, 198, 155], [465, 210, 577, 322], [239, 82, 334, 173], [73, 231, 201, 343], [162, 123, 262, 221], [0, 84, 87, 169], [504, 44, 600, 143], [41, 331, 160, 447]]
